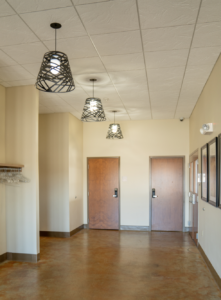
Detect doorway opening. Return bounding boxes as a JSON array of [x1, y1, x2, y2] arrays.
[[150, 157, 185, 232], [189, 150, 198, 245]]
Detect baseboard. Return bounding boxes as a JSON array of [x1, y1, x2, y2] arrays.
[[0, 252, 40, 264], [0, 253, 7, 263], [40, 224, 85, 238], [7, 252, 40, 262], [120, 225, 150, 231], [198, 243, 221, 290], [70, 224, 84, 236]]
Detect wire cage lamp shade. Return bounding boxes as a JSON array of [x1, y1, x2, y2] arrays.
[[106, 111, 123, 139], [81, 97, 106, 122], [81, 79, 106, 122], [36, 23, 75, 93]]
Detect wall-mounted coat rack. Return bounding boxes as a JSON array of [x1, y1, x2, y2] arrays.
[[0, 163, 30, 185]]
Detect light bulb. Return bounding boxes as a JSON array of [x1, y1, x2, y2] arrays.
[[50, 55, 60, 75], [89, 100, 98, 111], [112, 125, 118, 133]]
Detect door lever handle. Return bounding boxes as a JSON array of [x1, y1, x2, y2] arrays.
[[113, 188, 118, 198], [152, 195, 158, 198]]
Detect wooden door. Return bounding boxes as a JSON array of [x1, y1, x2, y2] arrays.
[[88, 158, 119, 230], [151, 158, 183, 231]]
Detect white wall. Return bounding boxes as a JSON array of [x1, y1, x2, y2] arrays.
[[5, 85, 39, 255], [69, 114, 83, 231], [39, 113, 70, 233], [39, 113, 83, 233], [83, 119, 189, 227], [189, 54, 221, 278], [0, 85, 6, 256]]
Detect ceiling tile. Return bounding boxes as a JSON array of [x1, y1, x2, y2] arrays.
[[125, 100, 150, 110], [102, 53, 145, 72], [183, 64, 214, 86], [0, 15, 39, 47], [150, 91, 179, 102], [145, 49, 188, 69], [110, 70, 147, 86], [0, 49, 17, 67], [142, 25, 194, 52], [59, 87, 89, 108], [148, 66, 184, 93], [21, 7, 86, 41], [44, 36, 98, 59], [6, 79, 36, 87], [76, 0, 139, 35], [1, 42, 48, 64], [74, 0, 110, 4], [119, 89, 149, 102], [152, 111, 175, 119], [22, 63, 41, 77], [8, 0, 72, 13], [138, 0, 200, 29], [91, 31, 142, 56], [69, 57, 106, 74], [129, 112, 152, 120], [192, 22, 221, 48], [198, 0, 221, 24], [81, 84, 122, 102], [0, 1, 16, 17], [0, 65, 34, 81], [74, 72, 111, 86], [188, 46, 221, 66]]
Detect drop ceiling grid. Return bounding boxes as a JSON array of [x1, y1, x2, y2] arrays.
[[0, 0, 219, 121]]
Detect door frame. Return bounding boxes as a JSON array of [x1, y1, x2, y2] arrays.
[[87, 156, 121, 230], [149, 156, 186, 232]]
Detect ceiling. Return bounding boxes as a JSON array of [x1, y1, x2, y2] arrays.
[[0, 0, 220, 121]]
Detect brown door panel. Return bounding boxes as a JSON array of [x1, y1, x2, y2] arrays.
[[152, 158, 183, 231], [88, 158, 119, 230]]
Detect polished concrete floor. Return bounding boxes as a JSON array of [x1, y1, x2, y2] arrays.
[[0, 230, 220, 300]]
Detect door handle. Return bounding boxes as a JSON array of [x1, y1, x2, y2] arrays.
[[113, 188, 118, 198], [152, 188, 158, 198]]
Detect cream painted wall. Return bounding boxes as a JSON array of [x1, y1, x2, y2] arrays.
[[189, 54, 221, 278], [69, 114, 83, 231], [39, 113, 83, 233], [5, 85, 39, 255], [0, 85, 6, 256], [83, 119, 190, 227], [39, 113, 70, 232]]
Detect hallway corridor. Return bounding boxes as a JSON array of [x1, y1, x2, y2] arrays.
[[0, 230, 220, 300]]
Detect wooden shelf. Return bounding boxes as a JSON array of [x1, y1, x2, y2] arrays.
[[0, 163, 24, 168]]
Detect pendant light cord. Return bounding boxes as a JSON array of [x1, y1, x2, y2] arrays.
[[55, 28, 57, 52]]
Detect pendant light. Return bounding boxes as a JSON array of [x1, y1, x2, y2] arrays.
[[81, 79, 106, 122], [36, 23, 75, 93], [106, 111, 123, 139]]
